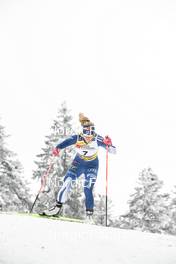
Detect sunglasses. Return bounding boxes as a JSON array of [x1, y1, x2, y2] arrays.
[[83, 126, 95, 136]]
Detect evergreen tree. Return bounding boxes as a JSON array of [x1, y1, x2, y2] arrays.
[[0, 122, 31, 211], [119, 168, 170, 233], [168, 186, 176, 235], [94, 194, 114, 226], [32, 102, 83, 217]]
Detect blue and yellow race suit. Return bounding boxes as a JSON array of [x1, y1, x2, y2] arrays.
[[56, 133, 116, 211]]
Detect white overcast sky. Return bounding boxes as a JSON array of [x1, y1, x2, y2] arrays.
[[1, 0, 176, 214]]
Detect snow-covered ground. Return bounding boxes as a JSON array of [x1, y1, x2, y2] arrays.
[[0, 213, 176, 264]]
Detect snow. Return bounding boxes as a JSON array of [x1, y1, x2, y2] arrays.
[[0, 214, 176, 264]]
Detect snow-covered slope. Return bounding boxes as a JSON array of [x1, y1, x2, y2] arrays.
[[0, 214, 176, 264]]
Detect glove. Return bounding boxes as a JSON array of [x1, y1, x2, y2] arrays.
[[52, 148, 60, 156], [103, 136, 112, 146]]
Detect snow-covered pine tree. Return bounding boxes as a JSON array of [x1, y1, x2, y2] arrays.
[[119, 168, 170, 234], [32, 102, 83, 217], [93, 194, 114, 226], [0, 122, 31, 211], [168, 186, 176, 235]]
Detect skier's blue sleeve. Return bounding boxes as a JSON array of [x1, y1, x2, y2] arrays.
[[97, 135, 106, 148], [56, 135, 77, 149], [97, 134, 116, 154]]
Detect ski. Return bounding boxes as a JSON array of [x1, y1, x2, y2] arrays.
[[29, 213, 84, 223]]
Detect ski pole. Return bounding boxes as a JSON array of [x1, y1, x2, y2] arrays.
[[105, 145, 109, 227], [30, 159, 54, 213]]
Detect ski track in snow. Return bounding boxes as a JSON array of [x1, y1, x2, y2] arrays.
[[0, 214, 176, 264]]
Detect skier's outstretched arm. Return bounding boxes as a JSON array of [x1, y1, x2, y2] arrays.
[[52, 135, 78, 156], [56, 135, 77, 149], [97, 135, 116, 154]]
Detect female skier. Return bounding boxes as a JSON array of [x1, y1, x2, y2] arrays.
[[42, 113, 116, 217]]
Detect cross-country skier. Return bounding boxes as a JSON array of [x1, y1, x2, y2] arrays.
[[41, 113, 116, 218]]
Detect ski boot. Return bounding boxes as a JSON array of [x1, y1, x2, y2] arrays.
[[40, 202, 63, 217], [85, 209, 94, 224]]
